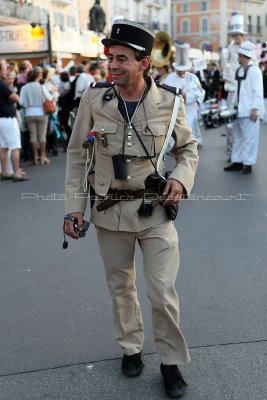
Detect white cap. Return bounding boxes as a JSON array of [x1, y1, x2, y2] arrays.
[[237, 41, 255, 58]]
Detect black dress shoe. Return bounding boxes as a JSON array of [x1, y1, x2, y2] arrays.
[[160, 364, 187, 398], [224, 162, 243, 171], [241, 165, 252, 174], [121, 352, 144, 377], [1, 174, 13, 181]]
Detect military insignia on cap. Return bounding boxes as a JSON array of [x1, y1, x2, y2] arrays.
[[117, 28, 120, 34]]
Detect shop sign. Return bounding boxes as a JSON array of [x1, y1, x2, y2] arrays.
[[0, 24, 48, 53]]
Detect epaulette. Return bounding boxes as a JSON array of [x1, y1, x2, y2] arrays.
[[90, 82, 114, 88], [155, 80, 182, 95]]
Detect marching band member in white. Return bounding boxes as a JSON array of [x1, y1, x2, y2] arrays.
[[224, 41, 264, 174], [163, 42, 205, 148], [221, 13, 257, 160]]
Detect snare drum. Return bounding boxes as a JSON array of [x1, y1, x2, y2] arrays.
[[201, 109, 220, 128], [219, 109, 237, 124], [201, 110, 213, 128], [210, 109, 220, 128]]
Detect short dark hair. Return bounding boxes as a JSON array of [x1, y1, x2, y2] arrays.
[[69, 66, 77, 76], [133, 50, 151, 78]]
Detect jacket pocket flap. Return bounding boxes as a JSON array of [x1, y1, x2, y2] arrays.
[[141, 123, 166, 136], [92, 123, 117, 134]]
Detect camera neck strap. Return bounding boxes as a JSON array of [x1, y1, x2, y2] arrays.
[[113, 85, 180, 176]]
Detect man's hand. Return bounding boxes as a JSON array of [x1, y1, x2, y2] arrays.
[[64, 212, 84, 240], [250, 108, 258, 122], [162, 179, 184, 205]]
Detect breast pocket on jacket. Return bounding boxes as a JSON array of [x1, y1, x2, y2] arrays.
[[92, 122, 119, 154], [139, 123, 167, 156]]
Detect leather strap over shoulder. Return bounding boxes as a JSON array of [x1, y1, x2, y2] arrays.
[[154, 80, 182, 95]]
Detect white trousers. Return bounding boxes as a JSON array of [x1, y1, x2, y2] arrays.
[[96, 222, 191, 365], [186, 105, 203, 145], [231, 117, 260, 166]]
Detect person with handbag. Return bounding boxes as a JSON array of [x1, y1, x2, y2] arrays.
[[19, 66, 52, 165], [64, 20, 198, 399]]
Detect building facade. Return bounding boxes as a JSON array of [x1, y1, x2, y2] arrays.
[[0, 0, 109, 65], [0, 0, 173, 65], [105, 0, 171, 35], [171, 0, 266, 52]]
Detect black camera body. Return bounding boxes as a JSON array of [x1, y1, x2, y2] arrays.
[[74, 220, 90, 237], [138, 171, 179, 220], [64, 215, 90, 237], [138, 198, 153, 217], [63, 215, 90, 249]]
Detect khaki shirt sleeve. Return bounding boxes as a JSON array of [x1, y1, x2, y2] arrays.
[[65, 89, 93, 214], [169, 96, 198, 197]]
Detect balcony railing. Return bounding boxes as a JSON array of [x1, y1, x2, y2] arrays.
[[0, 0, 45, 23]]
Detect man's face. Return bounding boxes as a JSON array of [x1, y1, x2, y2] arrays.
[[176, 70, 186, 77], [0, 65, 7, 80], [238, 53, 249, 67], [107, 45, 148, 87], [232, 33, 243, 46]]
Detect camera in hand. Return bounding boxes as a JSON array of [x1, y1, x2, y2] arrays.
[[73, 219, 90, 237], [63, 215, 90, 249], [139, 171, 179, 220]]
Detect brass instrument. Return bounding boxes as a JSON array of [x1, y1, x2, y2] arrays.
[[151, 31, 173, 68]]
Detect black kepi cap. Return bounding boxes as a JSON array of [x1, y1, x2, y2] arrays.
[[102, 20, 156, 56]]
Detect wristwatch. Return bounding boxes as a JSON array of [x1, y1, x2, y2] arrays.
[[64, 214, 78, 223]]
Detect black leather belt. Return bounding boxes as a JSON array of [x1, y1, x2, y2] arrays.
[[96, 187, 159, 212]]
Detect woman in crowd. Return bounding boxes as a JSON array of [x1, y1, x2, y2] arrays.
[[19, 67, 52, 165]]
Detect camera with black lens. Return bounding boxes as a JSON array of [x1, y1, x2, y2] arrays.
[[138, 171, 179, 220], [144, 173, 165, 190], [63, 215, 90, 249], [138, 173, 164, 217]]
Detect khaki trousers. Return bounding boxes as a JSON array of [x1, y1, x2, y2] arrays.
[[96, 221, 191, 365]]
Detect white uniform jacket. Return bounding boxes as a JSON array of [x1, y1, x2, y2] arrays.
[[236, 62, 264, 118], [65, 77, 198, 232], [163, 71, 205, 134]]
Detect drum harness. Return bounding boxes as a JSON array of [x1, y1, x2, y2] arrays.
[[235, 64, 252, 107]]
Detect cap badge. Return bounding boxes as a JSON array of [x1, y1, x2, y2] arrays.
[[116, 28, 120, 35]]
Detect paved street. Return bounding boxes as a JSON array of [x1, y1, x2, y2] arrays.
[[0, 123, 267, 400]]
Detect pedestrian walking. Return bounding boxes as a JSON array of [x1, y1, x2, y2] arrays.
[[224, 41, 264, 174], [0, 62, 29, 182], [19, 67, 52, 165], [64, 20, 198, 398]]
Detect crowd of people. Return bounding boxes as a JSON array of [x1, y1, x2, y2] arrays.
[[0, 58, 110, 182], [1, 15, 266, 399], [1, 31, 266, 182]]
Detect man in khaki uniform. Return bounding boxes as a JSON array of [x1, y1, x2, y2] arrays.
[[64, 20, 198, 398]]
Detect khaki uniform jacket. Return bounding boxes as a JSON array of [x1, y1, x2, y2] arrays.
[[65, 77, 198, 232]]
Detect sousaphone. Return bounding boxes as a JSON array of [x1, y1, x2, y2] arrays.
[[151, 31, 173, 68]]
